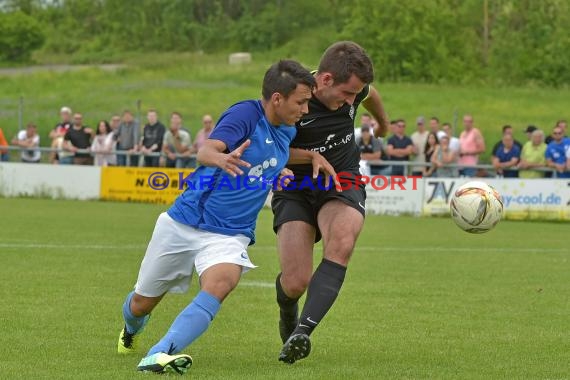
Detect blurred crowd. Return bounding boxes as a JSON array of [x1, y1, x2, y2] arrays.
[[355, 113, 570, 178], [1, 107, 569, 178]]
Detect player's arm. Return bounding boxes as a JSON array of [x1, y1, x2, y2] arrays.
[[288, 148, 340, 189], [197, 139, 251, 177], [362, 86, 389, 138]]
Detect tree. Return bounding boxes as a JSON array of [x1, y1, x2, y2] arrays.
[[0, 11, 45, 62]]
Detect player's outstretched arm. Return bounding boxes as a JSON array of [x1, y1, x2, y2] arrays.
[[197, 139, 252, 177], [363, 86, 389, 138]]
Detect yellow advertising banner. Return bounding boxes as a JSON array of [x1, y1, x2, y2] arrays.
[[100, 167, 194, 204]]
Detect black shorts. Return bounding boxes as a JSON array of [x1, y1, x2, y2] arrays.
[[271, 175, 366, 242]]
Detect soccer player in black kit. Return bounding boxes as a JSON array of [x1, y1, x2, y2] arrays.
[[272, 41, 389, 364]]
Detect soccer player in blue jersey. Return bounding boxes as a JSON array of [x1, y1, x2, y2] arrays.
[[117, 60, 316, 374]]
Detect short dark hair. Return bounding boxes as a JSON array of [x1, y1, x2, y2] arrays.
[[442, 122, 451, 128], [318, 41, 374, 85], [430, 116, 439, 122], [390, 120, 398, 125], [502, 124, 512, 133], [171, 111, 182, 118], [262, 60, 316, 101]]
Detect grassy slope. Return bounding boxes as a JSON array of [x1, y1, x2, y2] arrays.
[[0, 198, 568, 379], [1, 49, 569, 162]]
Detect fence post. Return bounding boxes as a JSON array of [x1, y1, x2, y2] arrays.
[[18, 96, 24, 132]]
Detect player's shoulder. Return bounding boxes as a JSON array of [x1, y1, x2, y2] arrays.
[[224, 100, 263, 118]]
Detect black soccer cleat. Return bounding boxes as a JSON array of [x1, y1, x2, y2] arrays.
[[278, 333, 311, 364], [279, 316, 298, 344]]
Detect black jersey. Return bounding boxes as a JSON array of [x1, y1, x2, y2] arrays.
[[288, 85, 370, 179]]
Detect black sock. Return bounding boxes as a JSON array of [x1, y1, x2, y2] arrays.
[[276, 273, 299, 321], [294, 259, 346, 336]]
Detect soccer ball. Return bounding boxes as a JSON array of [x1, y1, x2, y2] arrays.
[[450, 181, 503, 233]]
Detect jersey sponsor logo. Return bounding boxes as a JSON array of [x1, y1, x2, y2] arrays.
[[247, 157, 278, 182], [310, 132, 353, 153], [240, 252, 249, 260], [349, 105, 355, 120], [265, 138, 274, 144], [299, 118, 317, 127]]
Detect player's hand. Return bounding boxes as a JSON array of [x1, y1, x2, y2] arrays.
[[220, 139, 251, 177], [275, 168, 294, 191], [310, 152, 341, 191]]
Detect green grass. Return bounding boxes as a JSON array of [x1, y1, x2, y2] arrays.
[[0, 198, 568, 379], [1, 51, 570, 163]]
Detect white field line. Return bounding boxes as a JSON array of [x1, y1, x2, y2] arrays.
[[239, 281, 274, 288], [0, 242, 566, 254]]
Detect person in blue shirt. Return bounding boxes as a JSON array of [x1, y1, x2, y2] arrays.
[[117, 60, 315, 374], [545, 125, 570, 178], [492, 134, 521, 177]]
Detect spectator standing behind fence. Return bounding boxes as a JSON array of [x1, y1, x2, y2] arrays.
[[545, 125, 570, 178], [354, 112, 372, 141], [429, 116, 442, 137], [192, 114, 214, 152], [64, 113, 94, 165], [519, 129, 546, 178], [492, 134, 520, 178], [357, 125, 385, 175], [458, 114, 485, 177], [387, 119, 413, 176], [410, 116, 429, 176], [163, 112, 194, 168], [140, 110, 166, 168], [116, 110, 140, 167], [91, 120, 116, 166], [49, 107, 74, 164], [545, 120, 567, 145], [12, 123, 41, 163], [0, 127, 9, 161], [442, 122, 460, 153], [491, 125, 522, 156], [431, 135, 458, 177], [423, 132, 439, 177]]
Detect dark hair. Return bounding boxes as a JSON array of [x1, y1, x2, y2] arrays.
[[424, 132, 439, 154], [430, 116, 439, 123], [390, 120, 398, 125], [171, 111, 182, 118], [96, 120, 111, 135], [317, 41, 374, 84], [262, 60, 315, 101], [442, 122, 451, 128], [502, 124, 512, 133]]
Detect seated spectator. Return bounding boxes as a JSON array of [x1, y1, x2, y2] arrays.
[[441, 122, 460, 153], [545, 120, 567, 145], [91, 120, 116, 166], [545, 125, 570, 178], [193, 114, 214, 152], [64, 113, 94, 165], [411, 116, 429, 176], [491, 125, 522, 156], [11, 123, 41, 163], [431, 135, 458, 177], [49, 107, 74, 164], [519, 129, 547, 178], [423, 132, 439, 177], [115, 110, 140, 167], [458, 114, 486, 177], [0, 127, 9, 162], [387, 119, 414, 176], [140, 109, 166, 168], [163, 112, 194, 168], [492, 134, 521, 178]]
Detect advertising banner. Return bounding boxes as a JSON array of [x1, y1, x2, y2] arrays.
[[365, 175, 424, 216]]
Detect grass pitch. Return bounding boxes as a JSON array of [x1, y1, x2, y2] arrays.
[[0, 198, 568, 379]]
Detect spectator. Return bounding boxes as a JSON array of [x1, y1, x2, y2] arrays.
[[11, 123, 41, 163], [410, 116, 429, 176], [140, 109, 166, 168], [458, 114, 486, 177], [519, 129, 547, 178], [423, 132, 439, 177], [429, 116, 441, 136], [492, 134, 521, 178], [387, 119, 414, 175], [545, 125, 570, 178], [357, 125, 388, 175], [0, 127, 9, 161], [523, 125, 537, 143], [91, 120, 116, 166], [64, 113, 94, 165], [431, 135, 458, 177], [110, 114, 121, 134], [163, 112, 194, 168], [49, 106, 74, 164], [441, 122, 460, 153], [193, 114, 214, 152], [545, 120, 567, 145], [354, 112, 372, 141], [116, 110, 140, 167], [491, 125, 522, 156]]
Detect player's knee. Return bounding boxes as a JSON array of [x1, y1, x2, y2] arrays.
[[281, 272, 310, 298], [324, 235, 355, 265], [130, 294, 157, 316], [202, 278, 237, 302]]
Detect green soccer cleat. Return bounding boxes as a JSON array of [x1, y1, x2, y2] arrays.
[[118, 326, 139, 354], [137, 352, 193, 374]]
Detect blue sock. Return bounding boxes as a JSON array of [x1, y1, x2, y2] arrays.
[[147, 291, 221, 356], [122, 291, 149, 334]]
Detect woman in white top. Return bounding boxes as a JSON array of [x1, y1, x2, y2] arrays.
[[91, 120, 116, 166], [431, 135, 459, 177]]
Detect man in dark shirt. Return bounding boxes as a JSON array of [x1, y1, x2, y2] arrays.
[[387, 119, 414, 175], [64, 113, 94, 165], [491, 125, 522, 156], [140, 109, 166, 167]]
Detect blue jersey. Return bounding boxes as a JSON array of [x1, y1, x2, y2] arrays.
[[168, 100, 296, 244], [545, 138, 570, 178], [494, 144, 520, 178]]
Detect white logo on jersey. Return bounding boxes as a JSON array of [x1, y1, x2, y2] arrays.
[[265, 138, 273, 144], [325, 134, 336, 143], [349, 105, 355, 120], [311, 132, 353, 153], [299, 119, 316, 127], [248, 158, 278, 182]]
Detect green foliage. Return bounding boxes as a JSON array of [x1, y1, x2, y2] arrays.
[[0, 10, 45, 62]]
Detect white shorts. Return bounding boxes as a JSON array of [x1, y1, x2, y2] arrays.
[[134, 212, 255, 297]]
